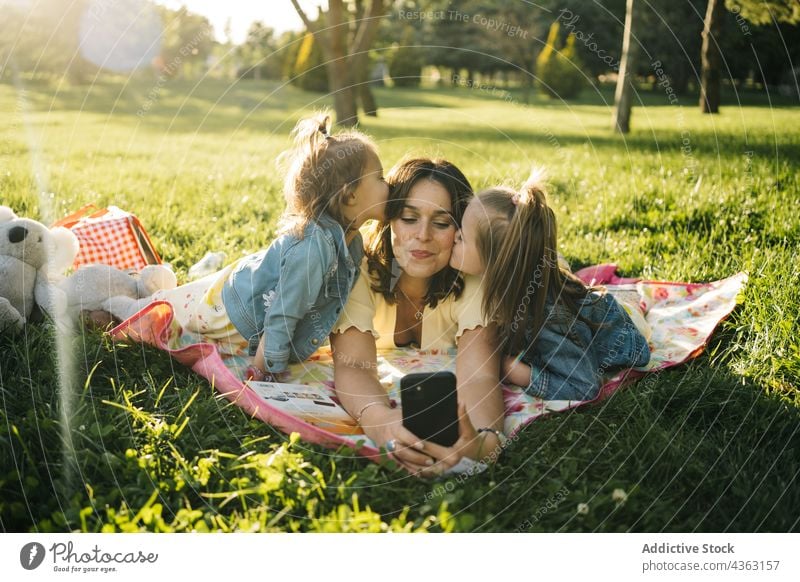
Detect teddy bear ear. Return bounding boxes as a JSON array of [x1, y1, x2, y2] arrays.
[[47, 226, 80, 276], [0, 206, 18, 223]]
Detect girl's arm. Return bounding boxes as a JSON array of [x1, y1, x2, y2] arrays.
[[502, 356, 533, 386], [448, 324, 506, 461], [260, 235, 329, 374], [455, 324, 505, 434], [330, 327, 439, 475]]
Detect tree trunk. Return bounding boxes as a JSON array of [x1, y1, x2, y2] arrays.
[[350, 0, 385, 117], [613, 0, 637, 134], [327, 0, 359, 126], [292, 0, 387, 126], [357, 84, 378, 116], [699, 0, 725, 113], [291, 0, 357, 126]]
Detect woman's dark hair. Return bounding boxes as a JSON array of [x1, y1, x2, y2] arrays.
[[364, 157, 473, 308]]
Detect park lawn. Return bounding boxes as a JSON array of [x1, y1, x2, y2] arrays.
[[1, 76, 798, 532]]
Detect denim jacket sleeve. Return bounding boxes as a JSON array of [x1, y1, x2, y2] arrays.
[[261, 230, 332, 373]]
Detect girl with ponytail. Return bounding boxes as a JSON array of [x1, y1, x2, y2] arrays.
[[230, 112, 389, 378], [108, 113, 389, 380], [450, 170, 651, 401]]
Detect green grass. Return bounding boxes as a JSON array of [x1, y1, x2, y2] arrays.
[[1, 76, 798, 532]]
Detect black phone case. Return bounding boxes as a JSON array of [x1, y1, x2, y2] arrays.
[[400, 371, 459, 447]]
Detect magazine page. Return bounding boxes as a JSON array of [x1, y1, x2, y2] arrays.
[[246, 381, 364, 435]]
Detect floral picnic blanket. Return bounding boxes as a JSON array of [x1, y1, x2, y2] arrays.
[[110, 265, 747, 460]]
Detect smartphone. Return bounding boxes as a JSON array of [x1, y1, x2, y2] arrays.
[[400, 371, 459, 447]]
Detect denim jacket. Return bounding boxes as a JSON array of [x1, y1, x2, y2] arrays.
[[222, 214, 363, 373], [521, 291, 651, 401]]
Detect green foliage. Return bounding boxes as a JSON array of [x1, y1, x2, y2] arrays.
[[236, 22, 283, 81], [155, 5, 214, 79], [388, 32, 424, 88], [290, 33, 328, 93], [726, 0, 800, 25], [0, 0, 94, 82], [1, 77, 799, 532], [536, 22, 585, 99]]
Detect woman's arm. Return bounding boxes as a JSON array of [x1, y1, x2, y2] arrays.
[[330, 327, 436, 474]]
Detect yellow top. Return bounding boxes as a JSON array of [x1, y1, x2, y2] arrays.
[[333, 262, 487, 350]]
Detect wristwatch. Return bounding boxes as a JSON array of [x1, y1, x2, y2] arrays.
[[477, 427, 509, 448]]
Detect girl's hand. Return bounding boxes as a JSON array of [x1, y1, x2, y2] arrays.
[[244, 365, 266, 382], [411, 403, 501, 475], [502, 355, 532, 386], [244, 365, 289, 383]]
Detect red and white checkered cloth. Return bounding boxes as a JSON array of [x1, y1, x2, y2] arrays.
[[54, 205, 161, 271]]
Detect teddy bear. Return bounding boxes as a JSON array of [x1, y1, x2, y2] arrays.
[[1, 205, 178, 332], [0, 206, 79, 332], [59, 263, 177, 325]]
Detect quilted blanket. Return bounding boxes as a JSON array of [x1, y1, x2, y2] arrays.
[[110, 265, 747, 461]]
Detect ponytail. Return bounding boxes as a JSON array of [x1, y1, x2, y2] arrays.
[[279, 111, 376, 236], [289, 112, 331, 151], [477, 169, 593, 353]]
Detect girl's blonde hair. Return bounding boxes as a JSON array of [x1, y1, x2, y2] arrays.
[[280, 112, 377, 236], [475, 170, 596, 353]]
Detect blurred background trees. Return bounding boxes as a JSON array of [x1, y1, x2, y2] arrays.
[[1, 0, 797, 126]]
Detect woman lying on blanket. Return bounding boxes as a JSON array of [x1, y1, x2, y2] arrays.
[[104, 113, 389, 374], [449, 169, 651, 402], [330, 158, 506, 478]]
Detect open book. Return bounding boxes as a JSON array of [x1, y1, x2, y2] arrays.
[[245, 381, 364, 435]]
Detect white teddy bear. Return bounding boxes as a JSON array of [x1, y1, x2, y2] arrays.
[[0, 205, 177, 332], [59, 263, 177, 323], [0, 206, 79, 331]]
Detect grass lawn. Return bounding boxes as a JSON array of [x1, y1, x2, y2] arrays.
[[1, 76, 798, 532]]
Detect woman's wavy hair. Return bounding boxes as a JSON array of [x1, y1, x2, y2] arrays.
[[364, 158, 473, 308], [279, 111, 377, 236], [475, 170, 597, 353]]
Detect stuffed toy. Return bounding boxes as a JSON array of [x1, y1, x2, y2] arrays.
[[59, 263, 177, 323], [1, 205, 177, 333], [0, 206, 79, 332]]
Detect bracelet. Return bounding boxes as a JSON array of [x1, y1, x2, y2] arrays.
[[355, 400, 389, 425], [477, 427, 509, 448]]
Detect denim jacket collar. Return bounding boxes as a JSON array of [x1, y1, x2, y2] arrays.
[[312, 213, 359, 272]]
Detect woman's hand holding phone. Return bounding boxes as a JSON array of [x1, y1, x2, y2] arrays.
[[358, 404, 437, 475], [363, 402, 489, 478]]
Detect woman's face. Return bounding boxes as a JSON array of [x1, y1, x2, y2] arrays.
[[391, 179, 457, 280]]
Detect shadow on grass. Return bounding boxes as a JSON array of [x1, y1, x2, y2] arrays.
[[1, 316, 797, 532]]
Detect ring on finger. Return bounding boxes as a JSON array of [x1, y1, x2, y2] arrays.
[[386, 439, 397, 453]]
